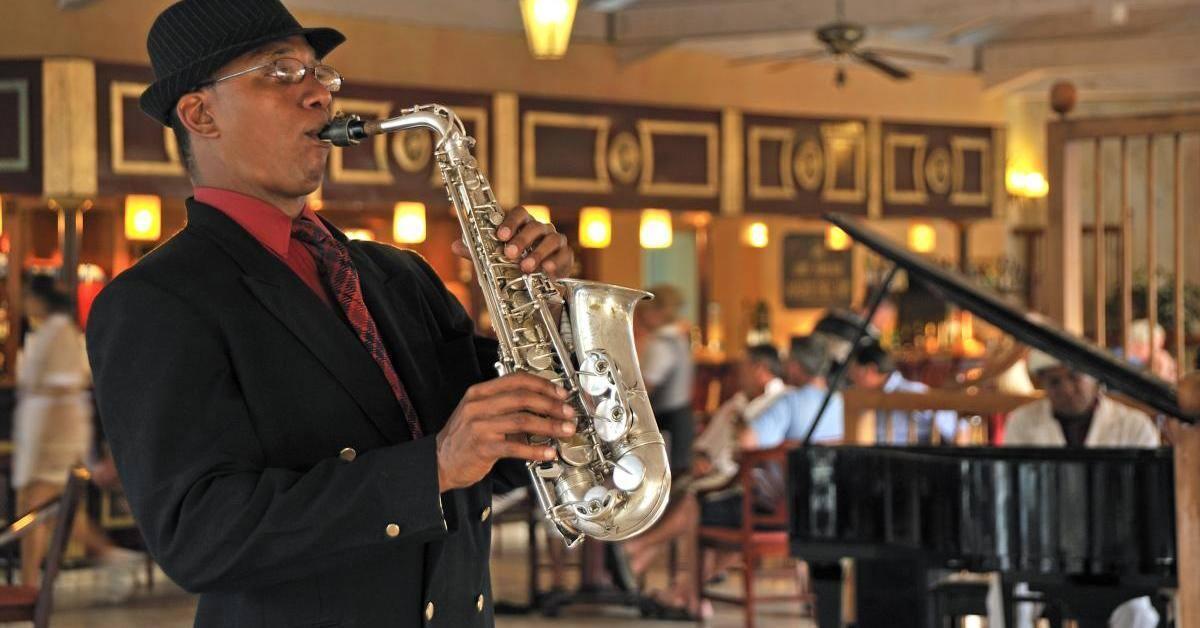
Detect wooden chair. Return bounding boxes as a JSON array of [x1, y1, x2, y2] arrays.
[[0, 465, 89, 627], [695, 442, 812, 628]]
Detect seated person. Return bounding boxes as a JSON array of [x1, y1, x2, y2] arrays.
[[1124, 318, 1178, 382], [624, 347, 787, 583], [991, 350, 1159, 628], [624, 343, 841, 618], [739, 336, 844, 449], [1005, 350, 1158, 448], [848, 341, 957, 445]]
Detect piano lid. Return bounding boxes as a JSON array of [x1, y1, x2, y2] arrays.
[[825, 212, 1192, 422]]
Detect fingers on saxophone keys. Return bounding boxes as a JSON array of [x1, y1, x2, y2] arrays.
[[498, 412, 576, 438], [497, 440, 558, 462], [485, 392, 575, 421], [496, 205, 535, 243]]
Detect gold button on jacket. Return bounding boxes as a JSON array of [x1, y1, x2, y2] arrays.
[[476, 594, 484, 611], [480, 506, 491, 522], [385, 523, 400, 538], [424, 602, 435, 621], [338, 447, 357, 462]]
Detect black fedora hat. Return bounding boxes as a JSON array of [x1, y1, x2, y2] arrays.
[[140, 0, 345, 126]]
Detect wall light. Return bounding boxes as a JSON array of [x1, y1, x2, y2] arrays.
[[519, 0, 579, 60], [524, 204, 551, 223], [579, 206, 612, 249], [1006, 169, 1049, 198], [343, 229, 376, 241], [907, 222, 937, 253], [125, 194, 162, 241], [743, 221, 769, 248], [825, 225, 851, 251], [639, 209, 673, 249], [393, 202, 427, 244]]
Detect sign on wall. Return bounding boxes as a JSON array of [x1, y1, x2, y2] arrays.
[[782, 233, 852, 309]]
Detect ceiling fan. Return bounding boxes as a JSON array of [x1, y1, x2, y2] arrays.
[[733, 0, 951, 86]]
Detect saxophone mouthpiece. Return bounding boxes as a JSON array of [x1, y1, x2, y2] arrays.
[[318, 114, 372, 147]]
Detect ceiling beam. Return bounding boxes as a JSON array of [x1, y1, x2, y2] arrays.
[[981, 29, 1200, 91], [607, 0, 1200, 44]]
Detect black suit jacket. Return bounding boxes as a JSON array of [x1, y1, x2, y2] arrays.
[[87, 199, 523, 627]]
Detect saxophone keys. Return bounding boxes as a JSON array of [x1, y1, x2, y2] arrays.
[[612, 453, 646, 492], [592, 398, 631, 442]]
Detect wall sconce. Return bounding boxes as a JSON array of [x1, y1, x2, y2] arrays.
[[307, 186, 323, 211], [519, 0, 578, 60], [579, 206, 611, 249], [825, 225, 851, 251], [124, 194, 162, 241], [743, 221, 769, 248], [907, 222, 937, 253], [1005, 169, 1049, 198], [393, 202, 427, 244], [524, 204, 551, 223], [343, 229, 376, 241], [639, 209, 673, 249]]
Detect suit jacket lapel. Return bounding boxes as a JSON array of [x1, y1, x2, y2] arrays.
[[347, 243, 442, 438], [185, 200, 409, 443]]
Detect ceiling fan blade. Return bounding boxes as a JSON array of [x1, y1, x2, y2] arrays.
[[852, 50, 911, 80], [859, 47, 951, 64], [730, 49, 828, 67]]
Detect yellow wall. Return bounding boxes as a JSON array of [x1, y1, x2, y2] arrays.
[[4, 0, 1003, 124]]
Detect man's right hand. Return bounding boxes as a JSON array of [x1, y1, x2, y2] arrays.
[[435, 372, 578, 492]]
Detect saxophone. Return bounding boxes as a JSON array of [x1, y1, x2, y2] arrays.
[[320, 105, 671, 546]]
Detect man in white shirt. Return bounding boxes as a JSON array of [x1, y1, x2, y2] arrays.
[[991, 350, 1160, 628], [625, 344, 813, 618]]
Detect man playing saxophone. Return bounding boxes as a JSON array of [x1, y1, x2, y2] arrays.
[[86, 1, 577, 626]]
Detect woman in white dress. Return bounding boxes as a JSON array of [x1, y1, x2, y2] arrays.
[[13, 276, 134, 592]]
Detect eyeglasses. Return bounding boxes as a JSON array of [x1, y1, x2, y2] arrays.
[[196, 57, 343, 92]]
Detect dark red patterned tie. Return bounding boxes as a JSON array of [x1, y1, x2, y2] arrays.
[[291, 218, 423, 439]]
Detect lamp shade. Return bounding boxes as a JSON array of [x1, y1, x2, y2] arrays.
[[519, 0, 578, 60], [343, 229, 376, 241], [826, 225, 851, 251], [744, 221, 769, 248], [907, 222, 937, 253], [579, 206, 611, 248], [393, 202, 426, 244], [639, 209, 673, 249], [125, 194, 162, 241], [524, 204, 551, 223]]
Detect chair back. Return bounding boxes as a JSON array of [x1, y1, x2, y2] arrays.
[[734, 441, 799, 535], [33, 466, 89, 627]]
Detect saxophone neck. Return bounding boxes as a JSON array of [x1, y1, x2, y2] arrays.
[[318, 104, 467, 148]]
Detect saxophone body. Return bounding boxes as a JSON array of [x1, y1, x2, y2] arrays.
[[320, 105, 671, 546]]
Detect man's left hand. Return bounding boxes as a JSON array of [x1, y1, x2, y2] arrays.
[[451, 206, 575, 279]]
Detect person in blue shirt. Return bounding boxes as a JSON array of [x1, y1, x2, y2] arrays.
[[848, 341, 958, 445], [741, 335, 845, 448]]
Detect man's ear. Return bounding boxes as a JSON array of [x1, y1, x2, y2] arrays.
[[177, 92, 218, 139]]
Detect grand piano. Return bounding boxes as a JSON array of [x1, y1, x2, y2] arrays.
[[788, 213, 1195, 628]]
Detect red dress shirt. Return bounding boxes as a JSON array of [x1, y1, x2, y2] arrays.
[[194, 187, 333, 308]]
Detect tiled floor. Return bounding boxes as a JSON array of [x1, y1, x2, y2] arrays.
[[3, 519, 814, 627]]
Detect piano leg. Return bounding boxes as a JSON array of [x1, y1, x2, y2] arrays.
[[853, 558, 930, 628], [808, 561, 843, 628]]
